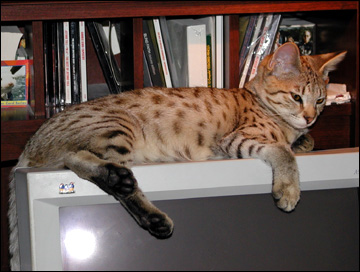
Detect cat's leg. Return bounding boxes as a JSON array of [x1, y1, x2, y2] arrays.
[[292, 133, 314, 153], [64, 150, 174, 238], [219, 131, 300, 212]]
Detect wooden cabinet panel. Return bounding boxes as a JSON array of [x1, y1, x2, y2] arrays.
[[1, 132, 34, 161]]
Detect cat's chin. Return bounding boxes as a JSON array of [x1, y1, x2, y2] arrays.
[[295, 124, 309, 130], [295, 119, 318, 130], [287, 114, 316, 130], [288, 118, 308, 130]]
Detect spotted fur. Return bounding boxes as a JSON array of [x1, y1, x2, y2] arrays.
[[8, 43, 346, 270]]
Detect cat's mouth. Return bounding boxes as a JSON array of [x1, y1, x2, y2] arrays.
[[288, 114, 314, 130]]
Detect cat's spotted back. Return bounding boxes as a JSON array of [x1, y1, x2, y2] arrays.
[[8, 42, 346, 270]]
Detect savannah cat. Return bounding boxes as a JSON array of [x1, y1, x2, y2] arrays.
[[8, 42, 346, 270]]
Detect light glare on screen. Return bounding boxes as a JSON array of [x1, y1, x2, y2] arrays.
[[64, 228, 97, 260]]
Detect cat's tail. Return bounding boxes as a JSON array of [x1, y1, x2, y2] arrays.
[[8, 157, 29, 271], [8, 167, 20, 271]]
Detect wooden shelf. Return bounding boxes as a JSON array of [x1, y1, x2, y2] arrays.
[[1, 1, 358, 21]]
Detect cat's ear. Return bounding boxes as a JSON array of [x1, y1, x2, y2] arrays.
[[267, 42, 301, 77], [316, 51, 347, 83]]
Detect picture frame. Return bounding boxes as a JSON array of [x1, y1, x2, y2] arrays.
[[273, 17, 316, 56], [1, 59, 33, 107]]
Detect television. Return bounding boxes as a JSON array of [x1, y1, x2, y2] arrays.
[[15, 148, 359, 271]]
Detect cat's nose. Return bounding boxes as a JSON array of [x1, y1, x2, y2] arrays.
[[303, 107, 316, 125], [304, 115, 315, 124]]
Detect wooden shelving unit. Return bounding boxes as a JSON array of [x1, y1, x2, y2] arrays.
[[1, 1, 358, 270]]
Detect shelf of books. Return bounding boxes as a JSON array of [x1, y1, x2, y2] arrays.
[[1, 7, 358, 152]]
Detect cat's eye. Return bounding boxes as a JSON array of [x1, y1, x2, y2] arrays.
[[316, 98, 325, 104], [291, 93, 302, 103]]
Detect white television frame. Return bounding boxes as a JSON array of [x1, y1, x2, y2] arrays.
[[15, 148, 359, 270]]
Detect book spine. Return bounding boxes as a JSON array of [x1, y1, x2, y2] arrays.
[[239, 14, 264, 88], [239, 15, 258, 76], [142, 20, 164, 87], [187, 24, 207, 87], [215, 15, 223, 88], [79, 21, 88, 102], [86, 21, 120, 94], [51, 22, 59, 106], [209, 16, 216, 88], [114, 20, 134, 91], [63, 21, 72, 104], [159, 17, 180, 87], [263, 14, 281, 57], [153, 18, 172, 88], [43, 22, 52, 108], [70, 21, 80, 104], [57, 22, 65, 106], [147, 19, 166, 86], [193, 16, 216, 87], [143, 51, 153, 87], [249, 14, 273, 82], [239, 16, 250, 50], [206, 34, 212, 87]]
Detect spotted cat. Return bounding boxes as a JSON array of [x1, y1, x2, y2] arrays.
[[9, 42, 346, 270]]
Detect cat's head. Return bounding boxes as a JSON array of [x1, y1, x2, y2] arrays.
[[245, 42, 346, 130]]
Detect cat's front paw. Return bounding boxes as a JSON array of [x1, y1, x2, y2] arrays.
[[292, 133, 314, 153], [272, 183, 300, 212], [141, 213, 174, 239]]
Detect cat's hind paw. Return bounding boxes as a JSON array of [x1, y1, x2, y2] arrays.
[[141, 213, 174, 239], [104, 165, 174, 238]]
